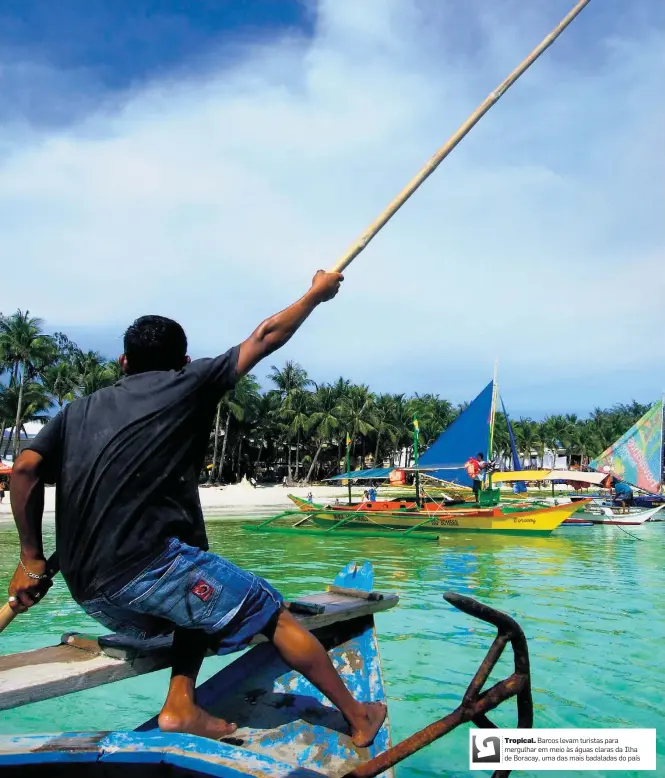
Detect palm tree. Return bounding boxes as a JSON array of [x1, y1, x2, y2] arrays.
[[232, 374, 261, 481], [269, 361, 312, 397], [338, 385, 376, 469], [387, 394, 413, 467], [251, 391, 281, 474], [513, 419, 540, 468], [72, 351, 119, 396], [328, 378, 353, 471], [269, 361, 312, 481], [41, 362, 78, 409], [213, 393, 243, 483], [0, 311, 55, 458], [0, 381, 51, 456], [305, 384, 343, 482], [214, 374, 260, 483], [282, 389, 312, 481], [371, 394, 398, 468], [543, 415, 571, 466]]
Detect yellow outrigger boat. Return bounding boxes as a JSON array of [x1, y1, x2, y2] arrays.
[[249, 497, 588, 539], [304, 501, 584, 535]]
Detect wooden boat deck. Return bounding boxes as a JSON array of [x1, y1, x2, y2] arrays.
[[0, 588, 398, 712]]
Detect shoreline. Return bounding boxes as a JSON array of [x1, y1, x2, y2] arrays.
[[0, 483, 359, 524]]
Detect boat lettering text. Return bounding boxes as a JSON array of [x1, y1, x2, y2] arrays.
[[433, 518, 459, 527], [515, 518, 536, 524]]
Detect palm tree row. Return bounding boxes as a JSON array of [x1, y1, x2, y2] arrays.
[[206, 362, 652, 485], [0, 309, 651, 482], [0, 310, 121, 458], [491, 403, 651, 471]]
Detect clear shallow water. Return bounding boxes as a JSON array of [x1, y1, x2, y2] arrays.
[[1, 518, 663, 777]]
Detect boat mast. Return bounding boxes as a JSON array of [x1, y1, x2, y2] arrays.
[[413, 414, 421, 507], [345, 432, 352, 505], [661, 394, 665, 496], [487, 360, 499, 489]]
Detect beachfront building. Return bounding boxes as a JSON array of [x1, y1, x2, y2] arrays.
[[0, 421, 46, 461]]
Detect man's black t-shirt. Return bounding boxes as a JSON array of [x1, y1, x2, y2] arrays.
[[26, 347, 240, 602]]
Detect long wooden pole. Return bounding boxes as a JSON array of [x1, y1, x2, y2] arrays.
[[329, 0, 592, 274], [0, 0, 591, 639]]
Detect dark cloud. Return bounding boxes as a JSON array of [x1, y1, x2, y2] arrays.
[[1, 0, 314, 127]]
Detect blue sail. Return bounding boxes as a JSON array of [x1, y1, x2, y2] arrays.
[[418, 381, 494, 487], [501, 396, 527, 493]]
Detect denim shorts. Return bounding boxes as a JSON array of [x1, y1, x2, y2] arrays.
[[80, 538, 284, 654]]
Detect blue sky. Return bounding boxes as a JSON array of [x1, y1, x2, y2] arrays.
[[2, 0, 664, 418]]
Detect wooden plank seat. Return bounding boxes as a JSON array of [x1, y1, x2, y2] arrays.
[[0, 588, 398, 712]]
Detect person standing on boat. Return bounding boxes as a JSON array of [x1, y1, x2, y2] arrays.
[[6, 270, 385, 748], [465, 452, 488, 503], [612, 476, 634, 513]]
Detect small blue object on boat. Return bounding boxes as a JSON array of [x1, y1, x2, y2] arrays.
[[333, 560, 374, 591]]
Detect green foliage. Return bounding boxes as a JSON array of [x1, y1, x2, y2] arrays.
[[0, 310, 123, 455], [0, 309, 651, 480]]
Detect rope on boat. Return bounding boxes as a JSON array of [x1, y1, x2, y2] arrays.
[[613, 524, 646, 542]]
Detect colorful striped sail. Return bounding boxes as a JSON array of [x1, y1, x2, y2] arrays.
[[590, 400, 664, 494]]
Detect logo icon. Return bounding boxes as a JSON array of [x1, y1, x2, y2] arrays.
[[471, 733, 501, 764], [191, 579, 214, 602]]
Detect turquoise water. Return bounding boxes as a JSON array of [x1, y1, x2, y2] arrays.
[[1, 518, 663, 776]]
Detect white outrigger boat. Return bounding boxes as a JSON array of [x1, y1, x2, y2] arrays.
[[492, 468, 665, 525], [576, 503, 665, 526], [516, 498, 664, 526]]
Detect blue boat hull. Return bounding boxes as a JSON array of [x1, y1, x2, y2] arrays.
[[0, 562, 394, 777]]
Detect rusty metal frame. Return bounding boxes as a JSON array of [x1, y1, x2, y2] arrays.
[[343, 592, 533, 778]]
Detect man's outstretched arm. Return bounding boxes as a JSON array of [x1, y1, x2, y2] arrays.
[[8, 450, 52, 611], [236, 270, 343, 378]]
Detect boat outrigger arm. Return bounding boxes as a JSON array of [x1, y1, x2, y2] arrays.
[[0, 561, 533, 778]]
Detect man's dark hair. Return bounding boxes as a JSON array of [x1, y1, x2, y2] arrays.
[[123, 315, 188, 374], [477, 452, 484, 459]]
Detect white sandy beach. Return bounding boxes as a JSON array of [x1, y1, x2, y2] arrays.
[[0, 481, 359, 522]]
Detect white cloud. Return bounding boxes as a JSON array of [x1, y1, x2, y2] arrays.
[[2, 0, 664, 411]]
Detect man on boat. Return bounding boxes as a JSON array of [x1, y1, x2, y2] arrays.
[[465, 452, 488, 503], [7, 270, 385, 747], [611, 476, 634, 513]]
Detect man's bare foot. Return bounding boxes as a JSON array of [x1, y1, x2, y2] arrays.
[[349, 701, 387, 748], [158, 704, 238, 741]]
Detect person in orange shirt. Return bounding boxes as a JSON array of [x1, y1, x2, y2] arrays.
[[465, 452, 487, 503]]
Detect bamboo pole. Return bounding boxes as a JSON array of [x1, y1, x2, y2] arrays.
[[329, 0, 592, 274], [0, 553, 59, 635], [0, 602, 16, 634], [1, 0, 592, 639]]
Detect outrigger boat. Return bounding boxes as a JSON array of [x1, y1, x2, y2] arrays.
[[0, 561, 534, 777], [252, 497, 586, 538], [492, 468, 665, 526], [556, 502, 665, 526], [259, 370, 587, 537], [568, 503, 665, 526], [589, 397, 665, 516]]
